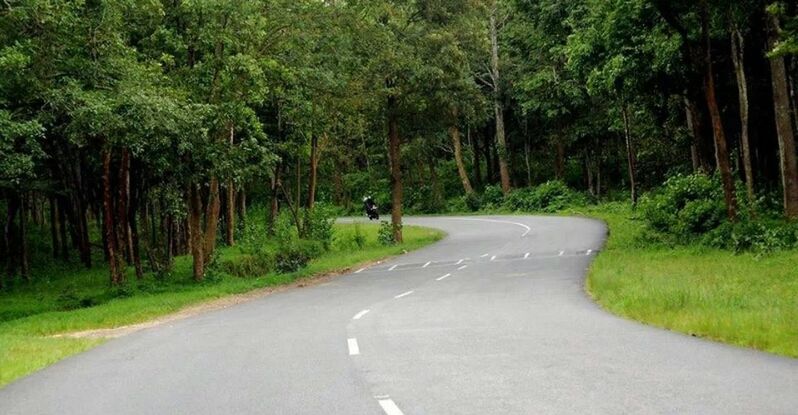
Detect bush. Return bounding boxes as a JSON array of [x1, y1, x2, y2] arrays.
[[639, 173, 726, 237], [502, 180, 586, 213], [274, 240, 325, 273], [378, 220, 400, 246], [303, 203, 336, 249], [463, 192, 482, 211], [221, 252, 274, 278], [481, 185, 504, 208], [704, 219, 798, 253]]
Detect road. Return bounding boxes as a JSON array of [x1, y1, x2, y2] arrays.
[[1, 216, 796, 414]]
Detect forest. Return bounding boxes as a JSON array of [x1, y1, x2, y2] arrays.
[[2, 0, 798, 288]]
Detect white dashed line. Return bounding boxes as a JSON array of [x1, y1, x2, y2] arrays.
[[490, 255, 496, 261], [422, 261, 431, 268], [586, 249, 593, 255], [347, 338, 360, 355], [458, 265, 468, 270], [436, 273, 451, 281], [353, 309, 370, 320], [559, 251, 565, 256], [394, 291, 414, 299], [389, 265, 398, 271], [480, 253, 490, 258], [456, 259, 464, 265], [524, 252, 530, 259], [378, 398, 405, 415]]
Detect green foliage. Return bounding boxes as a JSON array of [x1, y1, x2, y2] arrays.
[[481, 185, 505, 208], [274, 240, 324, 273], [303, 203, 336, 249], [639, 174, 726, 238], [503, 180, 587, 213], [378, 221, 399, 246]]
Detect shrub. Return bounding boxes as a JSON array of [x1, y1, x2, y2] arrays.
[[704, 219, 798, 253], [303, 203, 336, 249], [502, 180, 586, 213], [639, 173, 726, 238], [378, 220, 400, 246], [274, 240, 325, 273], [221, 252, 274, 278], [463, 192, 482, 211], [352, 223, 367, 249], [481, 185, 504, 208]]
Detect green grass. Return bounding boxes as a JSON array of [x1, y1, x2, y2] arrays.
[[567, 203, 798, 358], [0, 223, 444, 387]]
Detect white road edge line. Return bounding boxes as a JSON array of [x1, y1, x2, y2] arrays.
[[436, 273, 451, 281], [355, 267, 366, 274], [524, 252, 530, 259], [458, 265, 467, 270], [448, 217, 532, 237], [353, 309, 370, 320], [394, 290, 414, 299], [378, 399, 405, 415], [389, 264, 398, 271], [347, 338, 360, 355], [422, 261, 431, 268]]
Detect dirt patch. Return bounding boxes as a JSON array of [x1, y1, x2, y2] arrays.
[[52, 259, 388, 340]]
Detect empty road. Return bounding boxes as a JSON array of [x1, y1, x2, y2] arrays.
[[1, 216, 796, 414]]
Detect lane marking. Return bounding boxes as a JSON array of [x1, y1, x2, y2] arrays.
[[558, 251, 565, 256], [394, 290, 414, 299], [524, 252, 530, 259], [586, 249, 593, 255], [347, 338, 360, 355], [378, 399, 405, 415], [490, 255, 496, 261], [456, 259, 464, 265], [422, 261, 431, 268], [480, 253, 490, 258], [458, 265, 468, 270], [355, 267, 366, 274], [436, 273, 451, 281], [389, 264, 398, 271], [448, 217, 532, 237], [353, 309, 370, 320]]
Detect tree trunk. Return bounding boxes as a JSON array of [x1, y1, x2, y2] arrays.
[[450, 109, 474, 195], [188, 185, 204, 281], [19, 193, 29, 281], [387, 92, 403, 243], [225, 181, 235, 246], [470, 126, 482, 189], [268, 164, 281, 235], [102, 149, 124, 286], [768, 14, 798, 219], [117, 148, 131, 264], [307, 134, 320, 209], [489, 8, 511, 194], [49, 196, 59, 259], [554, 139, 565, 180], [203, 177, 220, 263], [621, 104, 638, 205], [731, 26, 755, 209], [701, 2, 737, 221], [57, 196, 69, 260]]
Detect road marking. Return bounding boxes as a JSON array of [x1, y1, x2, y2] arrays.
[[378, 399, 405, 415], [456, 259, 464, 265], [558, 251, 565, 256], [347, 338, 360, 355], [524, 252, 530, 259], [394, 290, 414, 299], [355, 267, 366, 274], [436, 273, 451, 281], [586, 249, 593, 255], [458, 265, 467, 270], [490, 255, 496, 261], [353, 309, 370, 320], [448, 217, 532, 237], [480, 253, 490, 258], [389, 264, 398, 271], [422, 261, 431, 268]]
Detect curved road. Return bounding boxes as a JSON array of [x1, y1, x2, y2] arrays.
[[1, 216, 796, 414]]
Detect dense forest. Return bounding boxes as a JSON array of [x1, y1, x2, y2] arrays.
[[2, 0, 798, 287]]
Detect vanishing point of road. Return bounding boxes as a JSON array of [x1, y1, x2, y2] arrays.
[[1, 216, 796, 414]]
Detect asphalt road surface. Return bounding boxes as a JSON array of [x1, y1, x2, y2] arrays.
[[1, 216, 796, 414]]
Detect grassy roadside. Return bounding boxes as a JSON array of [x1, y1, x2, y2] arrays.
[[567, 203, 798, 358], [0, 223, 444, 388]]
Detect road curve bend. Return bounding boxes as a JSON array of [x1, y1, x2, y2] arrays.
[[1, 216, 796, 414]]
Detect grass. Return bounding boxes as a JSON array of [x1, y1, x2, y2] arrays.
[[0, 222, 444, 388], [567, 203, 798, 358]]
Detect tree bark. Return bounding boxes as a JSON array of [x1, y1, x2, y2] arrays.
[[188, 185, 205, 281], [489, 7, 511, 194], [621, 104, 638, 205], [768, 14, 798, 219], [268, 164, 282, 235], [470, 126, 482, 189], [203, 177, 220, 263], [731, 26, 755, 209], [554, 139, 565, 180], [387, 92, 403, 243], [701, 2, 737, 221], [307, 134, 320, 209], [225, 181, 235, 246], [450, 109, 474, 195], [102, 149, 124, 286]]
